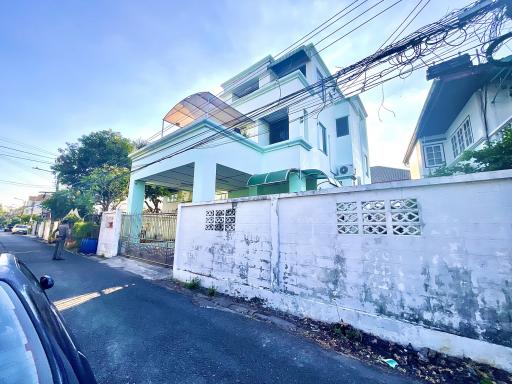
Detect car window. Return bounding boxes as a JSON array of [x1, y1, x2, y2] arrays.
[[0, 281, 53, 384]]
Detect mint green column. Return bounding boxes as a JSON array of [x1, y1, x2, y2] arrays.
[[127, 179, 145, 214], [289, 172, 306, 193], [126, 179, 145, 242]]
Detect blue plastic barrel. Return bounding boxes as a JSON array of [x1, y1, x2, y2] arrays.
[[79, 238, 98, 254]]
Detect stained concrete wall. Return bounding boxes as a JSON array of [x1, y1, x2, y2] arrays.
[[173, 170, 512, 371], [97, 209, 123, 258]]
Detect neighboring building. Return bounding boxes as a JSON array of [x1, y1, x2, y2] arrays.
[[370, 166, 410, 183], [404, 55, 512, 179], [23, 194, 47, 216], [127, 44, 370, 212]]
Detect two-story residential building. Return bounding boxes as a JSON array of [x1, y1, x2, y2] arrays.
[[126, 44, 370, 214], [404, 55, 512, 178]]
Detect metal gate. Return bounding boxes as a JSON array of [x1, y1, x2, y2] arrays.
[[119, 213, 177, 267]]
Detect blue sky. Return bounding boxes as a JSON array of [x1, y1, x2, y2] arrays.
[[0, 0, 470, 208]]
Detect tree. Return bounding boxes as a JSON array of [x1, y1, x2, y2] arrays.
[[80, 165, 130, 212], [144, 185, 174, 213], [41, 190, 94, 220], [53, 130, 134, 188], [433, 126, 512, 177]]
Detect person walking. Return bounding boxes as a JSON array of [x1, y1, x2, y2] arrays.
[[52, 219, 71, 260]]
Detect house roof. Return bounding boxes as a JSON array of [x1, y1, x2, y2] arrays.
[[370, 166, 410, 184], [403, 60, 508, 164]]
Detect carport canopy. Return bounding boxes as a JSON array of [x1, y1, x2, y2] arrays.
[[247, 169, 340, 187]]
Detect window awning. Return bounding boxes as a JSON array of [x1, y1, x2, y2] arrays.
[[163, 92, 253, 129], [247, 169, 340, 187]]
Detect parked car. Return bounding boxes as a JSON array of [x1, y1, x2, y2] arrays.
[[4, 223, 14, 232], [0, 253, 97, 383], [12, 224, 29, 235]]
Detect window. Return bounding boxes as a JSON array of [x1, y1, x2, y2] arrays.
[[232, 77, 259, 99], [424, 143, 445, 167], [0, 282, 53, 384], [336, 117, 349, 137], [319, 123, 327, 154], [451, 117, 473, 158], [268, 117, 289, 144], [363, 154, 369, 176]]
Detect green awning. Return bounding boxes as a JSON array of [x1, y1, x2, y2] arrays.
[[247, 168, 341, 187], [247, 169, 295, 186]]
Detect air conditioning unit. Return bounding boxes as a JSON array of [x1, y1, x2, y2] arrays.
[[337, 164, 354, 176]]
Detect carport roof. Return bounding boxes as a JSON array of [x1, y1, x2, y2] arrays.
[[163, 92, 253, 129]]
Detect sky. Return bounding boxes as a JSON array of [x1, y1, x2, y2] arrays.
[[0, 0, 471, 209]]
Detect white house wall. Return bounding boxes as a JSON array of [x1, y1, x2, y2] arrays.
[[174, 170, 512, 371]]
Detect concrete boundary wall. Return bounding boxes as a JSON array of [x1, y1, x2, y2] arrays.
[[173, 170, 512, 371]]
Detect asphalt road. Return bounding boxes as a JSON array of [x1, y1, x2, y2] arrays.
[[0, 233, 416, 384]]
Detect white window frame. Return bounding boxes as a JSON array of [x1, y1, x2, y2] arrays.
[[451, 116, 473, 158], [423, 143, 445, 168], [318, 123, 328, 155]]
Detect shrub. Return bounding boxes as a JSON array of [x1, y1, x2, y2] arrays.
[[72, 221, 99, 242]]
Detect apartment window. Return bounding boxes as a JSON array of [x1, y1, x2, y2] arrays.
[[264, 108, 289, 145], [451, 117, 473, 158], [232, 77, 259, 99], [319, 123, 327, 154], [336, 117, 349, 137], [424, 143, 445, 167]]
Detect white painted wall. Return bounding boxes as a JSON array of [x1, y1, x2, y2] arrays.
[[96, 209, 123, 258], [174, 170, 512, 371]]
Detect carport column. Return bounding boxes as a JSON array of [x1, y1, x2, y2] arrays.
[[192, 160, 217, 202], [127, 178, 145, 214], [126, 178, 145, 243]]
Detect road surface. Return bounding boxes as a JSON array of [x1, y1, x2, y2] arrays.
[[0, 233, 416, 384]]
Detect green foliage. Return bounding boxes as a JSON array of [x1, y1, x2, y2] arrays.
[[52, 130, 134, 188], [19, 214, 37, 224], [41, 190, 93, 220], [144, 185, 174, 213], [72, 220, 100, 241], [9, 216, 21, 225], [64, 213, 81, 224], [433, 127, 512, 177], [80, 165, 129, 211], [184, 277, 201, 290], [207, 286, 217, 297]]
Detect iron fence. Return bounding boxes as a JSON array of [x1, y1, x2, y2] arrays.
[[119, 213, 177, 267]]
